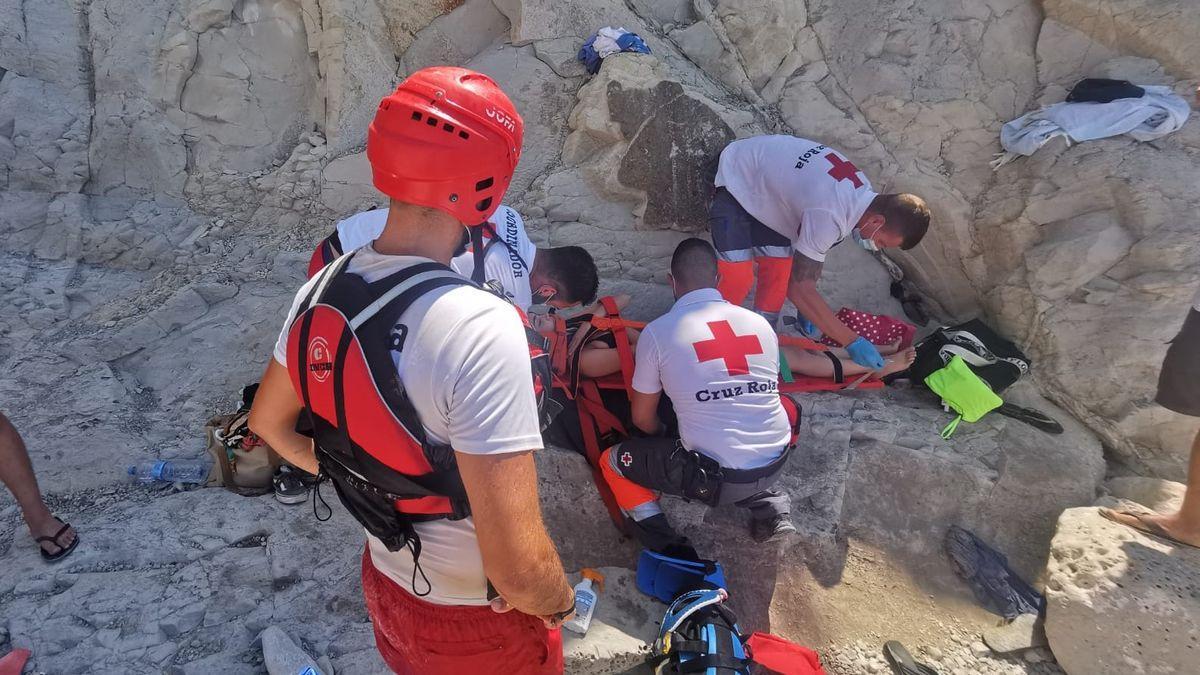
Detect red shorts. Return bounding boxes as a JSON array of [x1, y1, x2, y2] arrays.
[[360, 548, 564, 675]]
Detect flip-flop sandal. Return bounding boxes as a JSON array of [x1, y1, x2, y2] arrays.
[[36, 518, 79, 562], [1099, 507, 1200, 551], [884, 641, 939, 675]]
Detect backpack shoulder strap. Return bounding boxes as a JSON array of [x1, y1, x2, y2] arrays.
[[351, 262, 468, 329], [471, 221, 531, 285], [300, 249, 357, 312]]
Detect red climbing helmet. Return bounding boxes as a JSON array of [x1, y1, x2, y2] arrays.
[[367, 67, 523, 225]]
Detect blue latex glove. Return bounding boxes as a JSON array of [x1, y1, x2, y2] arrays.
[[846, 336, 885, 370], [794, 312, 823, 340]]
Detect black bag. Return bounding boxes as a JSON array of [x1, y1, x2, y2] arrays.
[[1066, 78, 1145, 103], [910, 319, 1030, 394]]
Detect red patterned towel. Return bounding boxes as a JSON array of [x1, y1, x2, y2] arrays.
[[820, 308, 916, 349]]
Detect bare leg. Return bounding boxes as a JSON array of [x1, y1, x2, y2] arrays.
[[1105, 428, 1200, 548], [0, 412, 77, 555], [782, 345, 915, 379], [823, 338, 902, 358]]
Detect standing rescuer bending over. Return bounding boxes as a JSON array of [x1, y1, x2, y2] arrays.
[[249, 67, 575, 674], [710, 135, 931, 370]]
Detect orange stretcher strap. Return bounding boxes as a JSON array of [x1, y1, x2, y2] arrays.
[[575, 382, 630, 534], [599, 297, 636, 396]]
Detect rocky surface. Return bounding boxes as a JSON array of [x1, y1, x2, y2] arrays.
[[1043, 501, 1200, 675], [4, 0, 1198, 475], [0, 379, 1102, 672], [2, 0, 1198, 671], [824, 638, 1062, 675]]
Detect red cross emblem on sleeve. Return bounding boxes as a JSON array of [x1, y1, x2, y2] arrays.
[[825, 153, 863, 188], [692, 320, 763, 376]]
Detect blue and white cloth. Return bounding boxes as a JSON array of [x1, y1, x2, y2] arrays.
[[578, 26, 651, 74], [992, 84, 1190, 169]]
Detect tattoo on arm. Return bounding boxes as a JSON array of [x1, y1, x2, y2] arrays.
[[792, 254, 824, 283]]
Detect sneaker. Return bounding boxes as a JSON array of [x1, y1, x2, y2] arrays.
[[751, 514, 797, 544], [273, 466, 312, 505]]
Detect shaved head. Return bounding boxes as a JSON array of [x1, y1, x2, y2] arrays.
[[670, 238, 719, 292]]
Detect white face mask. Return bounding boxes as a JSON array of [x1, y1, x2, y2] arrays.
[[851, 226, 880, 252]]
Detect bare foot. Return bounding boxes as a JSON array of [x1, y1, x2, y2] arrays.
[[877, 339, 903, 356], [879, 347, 916, 377], [27, 512, 77, 557], [1101, 507, 1200, 549]]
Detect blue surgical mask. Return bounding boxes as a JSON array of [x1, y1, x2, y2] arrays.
[[851, 227, 879, 252]]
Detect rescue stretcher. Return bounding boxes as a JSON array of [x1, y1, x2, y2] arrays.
[[541, 297, 884, 533]]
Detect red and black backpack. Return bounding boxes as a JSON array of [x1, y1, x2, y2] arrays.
[[286, 252, 553, 577]]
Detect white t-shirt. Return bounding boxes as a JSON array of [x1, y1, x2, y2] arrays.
[[631, 288, 791, 469], [450, 205, 538, 311], [331, 207, 388, 252], [714, 135, 878, 262], [272, 246, 544, 606], [326, 205, 537, 310]]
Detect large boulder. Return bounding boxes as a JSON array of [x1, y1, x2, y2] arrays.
[[538, 382, 1104, 632], [1044, 502, 1200, 674], [801, 0, 1200, 479]]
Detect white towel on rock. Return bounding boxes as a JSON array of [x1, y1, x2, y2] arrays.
[[992, 85, 1190, 169], [593, 26, 630, 58]]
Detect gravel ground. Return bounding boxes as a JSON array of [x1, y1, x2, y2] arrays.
[[823, 631, 1063, 675]]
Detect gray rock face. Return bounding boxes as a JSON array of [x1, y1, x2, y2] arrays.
[[2, 0, 1198, 671], [5, 0, 1196, 477], [1044, 504, 1200, 675], [609, 77, 734, 230]]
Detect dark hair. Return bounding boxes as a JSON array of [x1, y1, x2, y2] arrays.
[[670, 237, 718, 287], [540, 246, 599, 305], [873, 193, 931, 250]]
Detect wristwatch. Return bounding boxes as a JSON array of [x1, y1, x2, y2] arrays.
[[546, 596, 577, 625]]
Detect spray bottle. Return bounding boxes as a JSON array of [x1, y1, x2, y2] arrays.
[[563, 568, 605, 636]]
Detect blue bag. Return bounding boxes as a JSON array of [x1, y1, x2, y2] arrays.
[[637, 549, 727, 603]]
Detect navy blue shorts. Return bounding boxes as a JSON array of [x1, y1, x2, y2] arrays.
[[707, 188, 792, 262]]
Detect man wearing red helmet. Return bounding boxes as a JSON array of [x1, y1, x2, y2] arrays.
[[249, 67, 575, 674]]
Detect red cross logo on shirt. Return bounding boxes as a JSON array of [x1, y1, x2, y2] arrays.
[[692, 320, 763, 376], [825, 153, 863, 188]]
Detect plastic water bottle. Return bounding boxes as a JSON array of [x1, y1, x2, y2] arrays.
[[127, 459, 210, 485], [563, 569, 605, 636]]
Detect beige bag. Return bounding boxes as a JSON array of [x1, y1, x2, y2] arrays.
[[205, 411, 280, 491]]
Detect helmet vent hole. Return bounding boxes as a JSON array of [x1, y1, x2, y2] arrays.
[[426, 116, 438, 127], [410, 111, 422, 121], [475, 177, 494, 191], [475, 197, 493, 212], [458, 131, 469, 140], [442, 123, 455, 133]]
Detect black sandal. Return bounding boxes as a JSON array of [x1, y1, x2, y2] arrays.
[[36, 518, 79, 562], [884, 641, 939, 675]]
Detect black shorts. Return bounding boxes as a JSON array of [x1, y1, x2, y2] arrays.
[[708, 187, 792, 262], [1156, 309, 1200, 417]]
